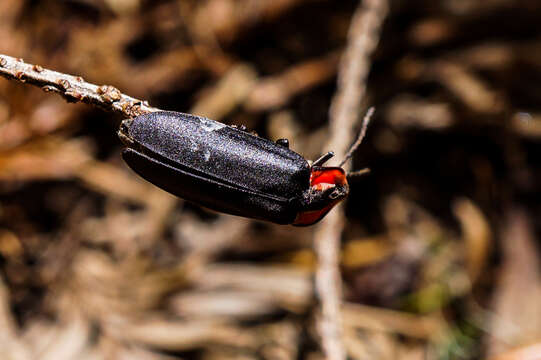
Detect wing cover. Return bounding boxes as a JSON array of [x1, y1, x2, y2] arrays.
[[126, 111, 311, 199], [122, 148, 298, 224]]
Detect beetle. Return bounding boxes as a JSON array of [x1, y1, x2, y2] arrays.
[[118, 110, 372, 226]]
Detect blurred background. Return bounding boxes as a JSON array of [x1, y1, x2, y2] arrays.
[[1, 0, 541, 359]]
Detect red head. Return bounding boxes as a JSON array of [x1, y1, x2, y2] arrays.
[[293, 166, 349, 226]]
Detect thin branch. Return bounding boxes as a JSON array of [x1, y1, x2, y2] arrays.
[[0, 54, 159, 117], [313, 1, 389, 360]]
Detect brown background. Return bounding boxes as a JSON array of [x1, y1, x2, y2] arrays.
[[0, 0, 540, 359]]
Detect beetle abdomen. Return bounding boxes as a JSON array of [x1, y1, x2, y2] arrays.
[[125, 112, 311, 199]]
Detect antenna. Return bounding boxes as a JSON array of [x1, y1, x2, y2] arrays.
[[338, 107, 375, 167], [312, 151, 335, 167], [346, 167, 370, 180]]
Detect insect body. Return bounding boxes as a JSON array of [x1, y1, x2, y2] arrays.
[[118, 111, 353, 226]]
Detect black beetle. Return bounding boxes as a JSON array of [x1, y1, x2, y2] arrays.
[[118, 110, 371, 225]]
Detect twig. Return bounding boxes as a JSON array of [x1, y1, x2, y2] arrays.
[[312, 1, 389, 360], [0, 54, 159, 117]]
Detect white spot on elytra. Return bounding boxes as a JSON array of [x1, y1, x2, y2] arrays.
[[199, 117, 225, 132], [189, 139, 199, 151]]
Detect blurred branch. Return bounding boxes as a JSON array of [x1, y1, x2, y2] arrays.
[[0, 274, 30, 360], [428, 60, 505, 114], [342, 303, 445, 339], [452, 198, 492, 285], [490, 342, 541, 360], [245, 52, 340, 112], [109, 318, 258, 351], [0, 54, 159, 117], [313, 0, 389, 359], [485, 209, 541, 356], [190, 63, 258, 120], [191, 0, 311, 43]]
